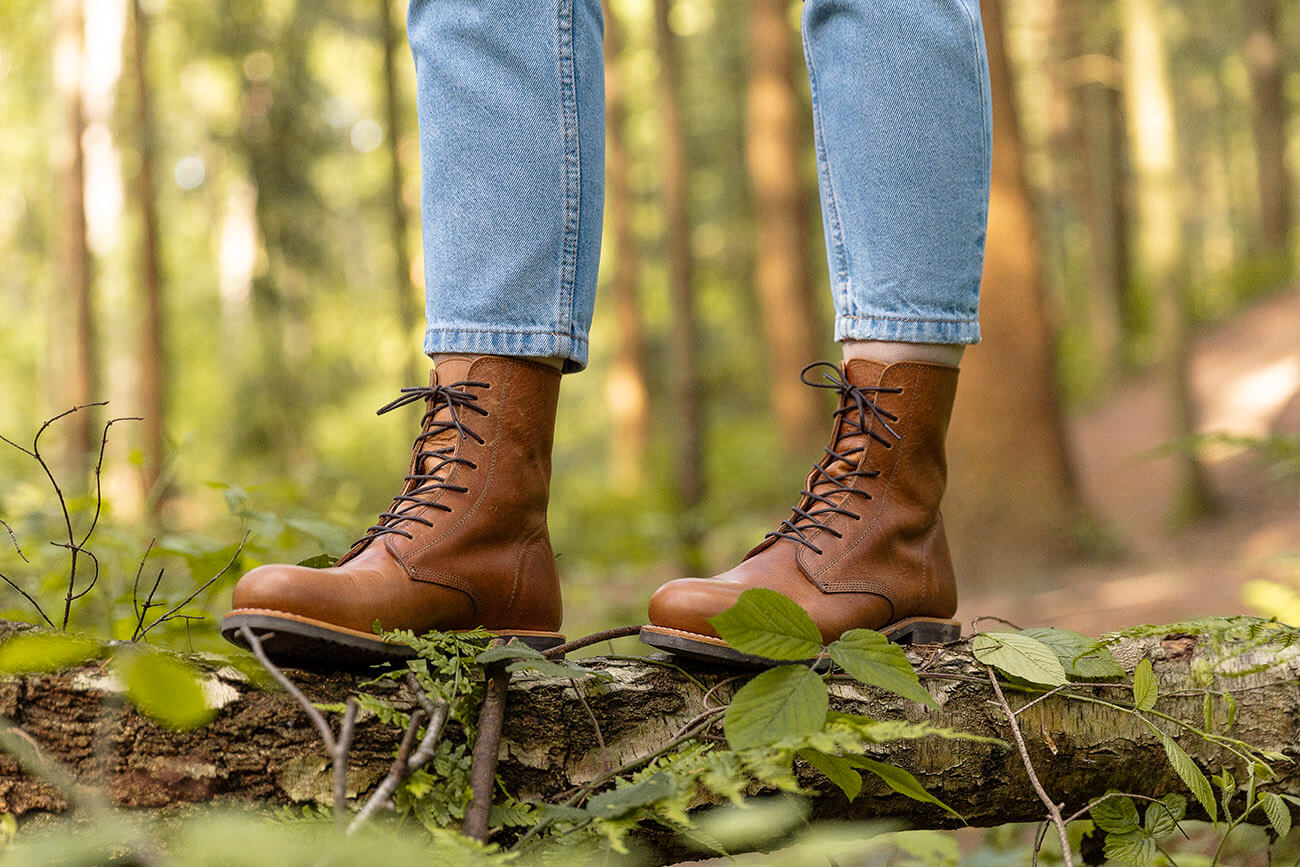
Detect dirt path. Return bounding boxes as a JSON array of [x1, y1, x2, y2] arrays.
[[959, 288, 1300, 636]]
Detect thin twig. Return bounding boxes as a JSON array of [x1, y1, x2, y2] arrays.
[[542, 625, 643, 659], [986, 666, 1074, 867], [1014, 685, 1069, 718], [0, 518, 28, 563], [0, 571, 54, 627], [971, 615, 1023, 633], [464, 653, 511, 842], [334, 697, 358, 828], [136, 532, 248, 640], [130, 539, 160, 640], [570, 678, 609, 773], [238, 626, 337, 749]]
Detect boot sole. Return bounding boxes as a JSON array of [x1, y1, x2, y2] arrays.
[[222, 609, 565, 671], [638, 617, 961, 668]]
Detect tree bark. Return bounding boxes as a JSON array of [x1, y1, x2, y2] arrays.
[[128, 0, 167, 512], [652, 0, 706, 572], [945, 0, 1086, 582], [53, 0, 97, 478], [744, 0, 824, 454], [1242, 0, 1294, 258], [379, 0, 422, 383], [1, 627, 1297, 832], [1120, 0, 1217, 524], [602, 0, 651, 491]]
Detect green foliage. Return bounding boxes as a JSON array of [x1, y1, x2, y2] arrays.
[[1133, 658, 1158, 711], [723, 665, 827, 749], [972, 631, 1068, 686], [0, 632, 101, 673], [112, 648, 215, 731], [1018, 627, 1126, 681], [708, 587, 823, 661], [827, 628, 936, 707]]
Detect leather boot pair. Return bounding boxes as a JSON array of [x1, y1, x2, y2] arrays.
[[221, 355, 565, 667], [641, 358, 960, 663]]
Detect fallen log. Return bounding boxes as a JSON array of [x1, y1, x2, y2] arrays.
[[0, 626, 1297, 831]]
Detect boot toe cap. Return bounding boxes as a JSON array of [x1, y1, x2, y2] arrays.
[[646, 578, 741, 638]]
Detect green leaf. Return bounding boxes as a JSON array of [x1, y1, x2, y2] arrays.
[[708, 588, 824, 661], [848, 756, 960, 819], [113, 650, 215, 731], [971, 632, 1066, 686], [1260, 792, 1292, 839], [1153, 728, 1216, 821], [1224, 692, 1238, 728], [797, 749, 862, 802], [1133, 659, 1157, 711], [1143, 793, 1185, 839], [1019, 627, 1125, 680], [586, 773, 677, 818], [1091, 794, 1140, 834], [0, 632, 101, 674], [295, 554, 336, 569], [827, 629, 934, 707], [1103, 829, 1157, 866], [724, 665, 828, 751], [475, 643, 609, 681]]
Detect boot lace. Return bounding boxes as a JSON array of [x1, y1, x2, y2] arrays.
[[353, 379, 490, 545], [765, 361, 902, 556]]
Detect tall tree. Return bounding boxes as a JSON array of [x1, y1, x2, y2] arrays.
[[379, 0, 421, 381], [602, 0, 651, 491], [1242, 0, 1294, 259], [945, 0, 1086, 579], [744, 0, 823, 453], [53, 0, 97, 475], [128, 0, 167, 510], [652, 0, 705, 571], [1120, 0, 1217, 522]]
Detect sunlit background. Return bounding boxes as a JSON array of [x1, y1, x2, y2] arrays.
[[0, 0, 1297, 649]]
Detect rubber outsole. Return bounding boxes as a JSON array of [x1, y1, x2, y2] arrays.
[[221, 611, 565, 671], [638, 617, 961, 667]]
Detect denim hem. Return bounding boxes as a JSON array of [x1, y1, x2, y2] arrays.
[[423, 325, 590, 372], [834, 313, 981, 346]]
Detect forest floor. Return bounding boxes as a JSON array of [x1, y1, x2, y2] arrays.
[[961, 286, 1300, 636]]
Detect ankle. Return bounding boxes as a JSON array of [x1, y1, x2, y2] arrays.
[[841, 340, 963, 368]]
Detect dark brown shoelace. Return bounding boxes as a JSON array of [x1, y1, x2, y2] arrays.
[[765, 361, 902, 555], [354, 379, 490, 544]]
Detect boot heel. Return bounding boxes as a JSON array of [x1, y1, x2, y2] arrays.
[[883, 618, 961, 645]]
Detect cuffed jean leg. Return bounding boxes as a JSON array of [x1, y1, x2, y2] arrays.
[[802, 0, 992, 345], [408, 0, 604, 372]]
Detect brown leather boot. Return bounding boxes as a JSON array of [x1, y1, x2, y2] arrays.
[[221, 355, 564, 667], [641, 359, 960, 664]]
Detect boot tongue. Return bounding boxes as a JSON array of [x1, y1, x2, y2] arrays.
[[812, 359, 890, 492]]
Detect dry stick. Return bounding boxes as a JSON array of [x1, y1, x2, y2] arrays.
[[542, 624, 643, 659], [986, 666, 1074, 867], [0, 518, 28, 562], [238, 626, 353, 828], [570, 677, 610, 773], [463, 657, 512, 842], [136, 532, 249, 641], [347, 678, 451, 836]]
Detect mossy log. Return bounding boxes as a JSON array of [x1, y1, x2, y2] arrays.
[[0, 629, 1297, 829]]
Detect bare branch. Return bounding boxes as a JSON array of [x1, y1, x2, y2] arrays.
[[1, 519, 28, 563], [570, 678, 609, 773], [334, 697, 358, 828], [238, 625, 337, 752], [136, 532, 249, 641], [464, 655, 511, 842], [542, 625, 642, 659], [987, 666, 1074, 867], [0, 572, 54, 628]]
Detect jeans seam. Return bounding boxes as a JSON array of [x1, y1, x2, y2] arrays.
[[801, 11, 853, 318], [839, 312, 979, 324], [556, 0, 580, 341], [963, 0, 992, 271]]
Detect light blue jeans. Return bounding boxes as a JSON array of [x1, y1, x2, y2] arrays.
[[407, 0, 991, 373]]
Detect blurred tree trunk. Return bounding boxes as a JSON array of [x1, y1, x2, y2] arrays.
[[652, 0, 705, 572], [1242, 0, 1294, 259], [1120, 0, 1217, 524], [744, 0, 823, 454], [1061, 2, 1135, 374], [53, 0, 97, 478], [379, 0, 421, 382], [946, 0, 1086, 580], [602, 0, 650, 491], [128, 0, 167, 513]]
